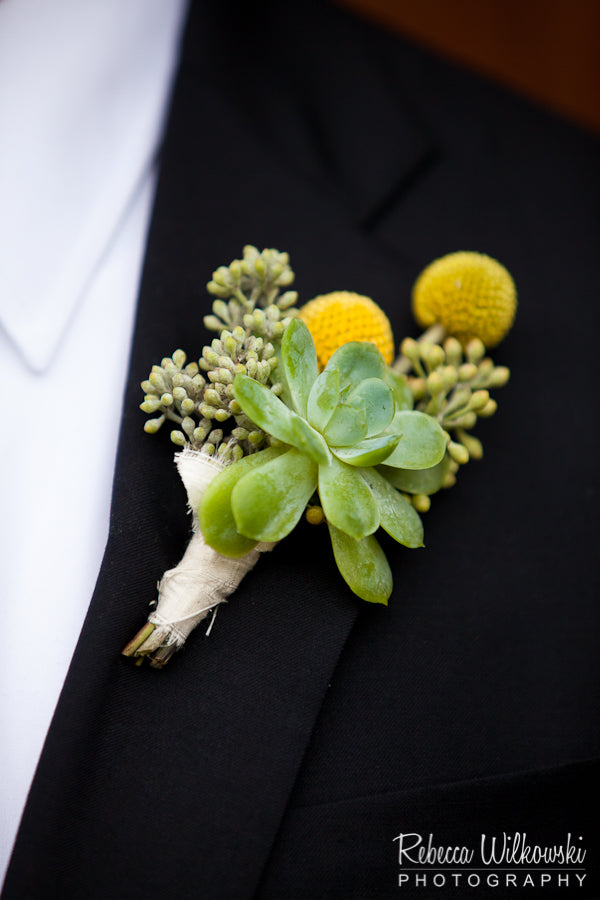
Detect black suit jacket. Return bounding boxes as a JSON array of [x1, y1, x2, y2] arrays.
[[4, 2, 599, 897]]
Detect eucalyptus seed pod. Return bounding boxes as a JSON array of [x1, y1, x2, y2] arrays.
[[447, 441, 470, 465], [193, 421, 212, 445], [447, 410, 478, 430], [465, 338, 486, 364], [487, 366, 510, 388], [412, 494, 431, 513], [140, 395, 162, 414], [217, 355, 237, 374], [458, 362, 478, 382], [443, 336, 463, 367], [457, 429, 484, 460], [442, 470, 457, 489], [469, 389, 490, 412], [144, 415, 165, 434], [182, 417, 196, 437], [149, 370, 168, 392], [200, 348, 219, 369], [478, 398, 498, 417], [473, 358, 495, 385], [441, 366, 459, 390], [400, 337, 419, 360], [278, 290, 299, 309], [306, 506, 325, 525], [426, 371, 445, 395], [230, 444, 244, 462], [424, 343, 445, 371]]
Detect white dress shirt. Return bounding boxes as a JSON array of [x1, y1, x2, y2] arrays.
[[0, 0, 188, 880]]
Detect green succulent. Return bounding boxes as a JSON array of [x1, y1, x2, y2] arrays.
[[198, 319, 447, 604]]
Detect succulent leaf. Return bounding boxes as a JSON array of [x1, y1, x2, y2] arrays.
[[323, 402, 368, 447], [327, 524, 392, 604], [385, 369, 414, 411], [232, 449, 318, 542], [324, 341, 387, 391], [289, 416, 331, 466], [307, 366, 341, 432], [318, 456, 379, 540], [281, 318, 318, 417], [346, 376, 395, 437], [232, 373, 299, 448], [198, 447, 285, 557], [359, 468, 424, 548], [383, 410, 447, 470], [331, 432, 400, 467], [379, 455, 451, 495]]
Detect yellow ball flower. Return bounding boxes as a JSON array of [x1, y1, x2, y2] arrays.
[[299, 291, 394, 368], [412, 251, 517, 348]]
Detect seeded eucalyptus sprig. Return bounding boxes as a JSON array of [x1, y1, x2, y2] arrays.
[[139, 247, 301, 460], [140, 350, 210, 444], [382, 334, 510, 508], [204, 245, 299, 341], [199, 327, 280, 422]]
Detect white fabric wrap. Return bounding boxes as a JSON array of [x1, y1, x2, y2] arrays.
[[146, 448, 274, 648]]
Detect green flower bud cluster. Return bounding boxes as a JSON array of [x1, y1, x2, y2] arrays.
[[141, 249, 300, 458], [195, 428, 246, 465], [140, 335, 281, 456], [205, 245, 299, 340], [398, 334, 510, 491], [140, 350, 212, 447], [197, 325, 283, 453]]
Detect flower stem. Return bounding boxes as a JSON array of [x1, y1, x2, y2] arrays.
[[122, 622, 156, 658]]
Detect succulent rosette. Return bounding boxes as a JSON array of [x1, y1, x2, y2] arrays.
[[198, 318, 447, 604]]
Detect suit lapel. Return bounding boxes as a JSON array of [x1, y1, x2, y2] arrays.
[[192, 0, 435, 228], [3, 3, 436, 897]]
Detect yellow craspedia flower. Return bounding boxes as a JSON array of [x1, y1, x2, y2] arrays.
[[412, 251, 517, 348], [299, 291, 394, 368]]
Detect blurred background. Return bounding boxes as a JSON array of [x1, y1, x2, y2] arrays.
[[337, 0, 600, 136]]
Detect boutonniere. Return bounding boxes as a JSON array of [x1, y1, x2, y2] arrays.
[[123, 246, 516, 667]]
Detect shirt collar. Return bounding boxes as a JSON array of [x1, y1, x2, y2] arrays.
[[0, 0, 188, 372]]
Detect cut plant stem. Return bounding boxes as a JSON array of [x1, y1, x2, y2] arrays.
[[122, 622, 156, 658]]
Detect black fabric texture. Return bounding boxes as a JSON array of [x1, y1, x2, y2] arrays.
[[3, 1, 599, 898]]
